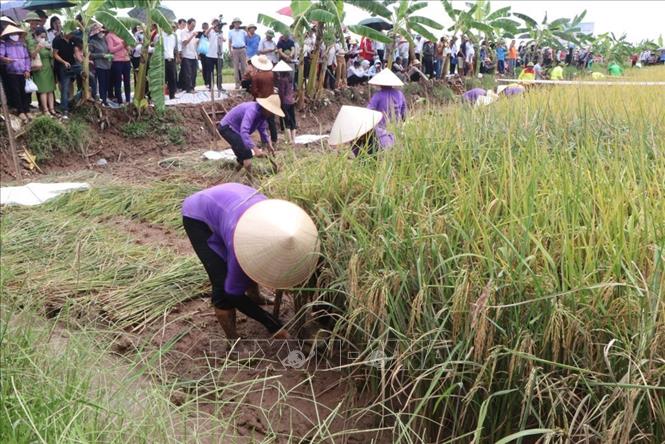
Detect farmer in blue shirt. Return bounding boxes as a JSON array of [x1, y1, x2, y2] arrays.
[[245, 23, 260, 58], [496, 42, 506, 74]]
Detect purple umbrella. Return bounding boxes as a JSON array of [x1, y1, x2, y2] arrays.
[[0, 1, 28, 22]]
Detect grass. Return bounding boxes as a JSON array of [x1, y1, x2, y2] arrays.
[[25, 116, 89, 161], [2, 66, 665, 443]]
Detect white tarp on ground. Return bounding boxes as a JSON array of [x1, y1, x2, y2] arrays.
[[0, 182, 90, 206], [164, 84, 238, 106], [294, 134, 329, 144], [475, 95, 498, 107], [202, 149, 236, 162]]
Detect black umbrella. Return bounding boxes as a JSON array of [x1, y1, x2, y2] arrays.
[[128, 6, 176, 23], [357, 17, 392, 31]]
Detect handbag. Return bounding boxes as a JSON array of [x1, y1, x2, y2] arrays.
[[31, 51, 43, 71], [25, 78, 38, 93]]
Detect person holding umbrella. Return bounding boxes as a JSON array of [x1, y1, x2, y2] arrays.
[[217, 94, 284, 173], [228, 17, 247, 89], [182, 183, 319, 340]]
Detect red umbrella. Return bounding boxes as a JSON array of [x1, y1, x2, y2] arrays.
[[277, 6, 292, 17]]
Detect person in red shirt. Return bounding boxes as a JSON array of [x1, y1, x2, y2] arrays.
[[359, 36, 374, 62]]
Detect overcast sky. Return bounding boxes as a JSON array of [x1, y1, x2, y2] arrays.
[[161, 1, 664, 43]]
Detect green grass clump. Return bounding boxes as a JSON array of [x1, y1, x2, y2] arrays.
[[265, 81, 665, 441], [121, 120, 150, 138], [26, 116, 76, 161]]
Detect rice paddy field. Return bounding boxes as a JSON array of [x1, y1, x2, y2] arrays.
[[2, 66, 664, 443]]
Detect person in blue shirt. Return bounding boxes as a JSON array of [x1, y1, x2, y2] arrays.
[[496, 41, 506, 74], [245, 23, 260, 58]]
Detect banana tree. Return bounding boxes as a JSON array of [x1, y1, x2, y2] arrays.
[[258, 0, 346, 103], [441, 0, 519, 73], [514, 10, 589, 50], [348, 0, 443, 69], [592, 32, 634, 65], [105, 0, 172, 112]]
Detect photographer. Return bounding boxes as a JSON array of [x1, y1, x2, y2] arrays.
[[204, 17, 225, 92]]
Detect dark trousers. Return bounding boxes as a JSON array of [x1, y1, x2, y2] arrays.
[[111, 61, 131, 103], [165, 59, 177, 99], [377, 49, 385, 62], [450, 60, 457, 74], [201, 56, 210, 87], [5, 74, 29, 113], [182, 216, 282, 333], [205, 56, 222, 90], [267, 115, 277, 143], [423, 56, 434, 78], [182, 57, 197, 91], [95, 67, 110, 104], [325, 66, 336, 89], [303, 56, 311, 81], [218, 124, 253, 162], [347, 74, 366, 86]]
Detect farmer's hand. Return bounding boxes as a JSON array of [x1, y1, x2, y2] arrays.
[[253, 147, 265, 157], [266, 142, 275, 154]]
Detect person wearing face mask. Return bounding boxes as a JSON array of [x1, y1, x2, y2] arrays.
[[47, 16, 61, 43], [0, 25, 31, 121], [30, 27, 56, 115]]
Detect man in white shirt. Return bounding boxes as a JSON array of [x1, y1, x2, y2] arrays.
[[175, 18, 186, 90], [414, 35, 424, 62], [227, 17, 247, 88], [163, 27, 178, 99], [465, 39, 475, 76], [180, 18, 198, 93], [258, 29, 278, 64], [205, 18, 225, 91]]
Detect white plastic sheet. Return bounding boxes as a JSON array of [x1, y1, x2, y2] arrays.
[[294, 134, 329, 144], [1, 182, 90, 206], [202, 149, 237, 162]]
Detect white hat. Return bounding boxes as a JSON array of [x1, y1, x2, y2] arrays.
[[1, 24, 26, 37], [328, 106, 383, 146], [0, 16, 17, 26], [234, 200, 320, 289], [368, 69, 404, 87], [250, 54, 273, 71], [497, 85, 508, 95], [256, 94, 285, 117], [272, 60, 293, 72]]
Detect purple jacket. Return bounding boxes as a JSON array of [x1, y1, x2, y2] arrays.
[[220, 102, 269, 150], [462, 88, 486, 103], [182, 183, 267, 295], [367, 88, 407, 127], [0, 39, 30, 75], [502, 86, 525, 96]]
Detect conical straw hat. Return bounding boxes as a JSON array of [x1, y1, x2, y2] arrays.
[[234, 199, 320, 289], [0, 16, 17, 26], [257, 94, 285, 117], [497, 85, 508, 95], [328, 106, 383, 146], [1, 24, 26, 37], [368, 69, 404, 87], [250, 54, 273, 71], [272, 60, 293, 72]]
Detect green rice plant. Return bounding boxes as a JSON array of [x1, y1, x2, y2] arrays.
[[264, 77, 665, 441]]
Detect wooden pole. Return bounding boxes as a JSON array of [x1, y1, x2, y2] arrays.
[[0, 81, 22, 178]]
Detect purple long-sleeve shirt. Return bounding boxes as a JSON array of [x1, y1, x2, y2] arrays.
[[0, 39, 31, 75], [182, 183, 267, 295], [220, 102, 269, 150], [462, 88, 486, 103], [367, 88, 407, 127], [502, 86, 525, 96]]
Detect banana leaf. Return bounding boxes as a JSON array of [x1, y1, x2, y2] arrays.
[[148, 33, 165, 111]]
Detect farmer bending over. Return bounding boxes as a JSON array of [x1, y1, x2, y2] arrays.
[[218, 95, 284, 173], [329, 105, 387, 156], [182, 183, 320, 340], [367, 69, 407, 131]]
